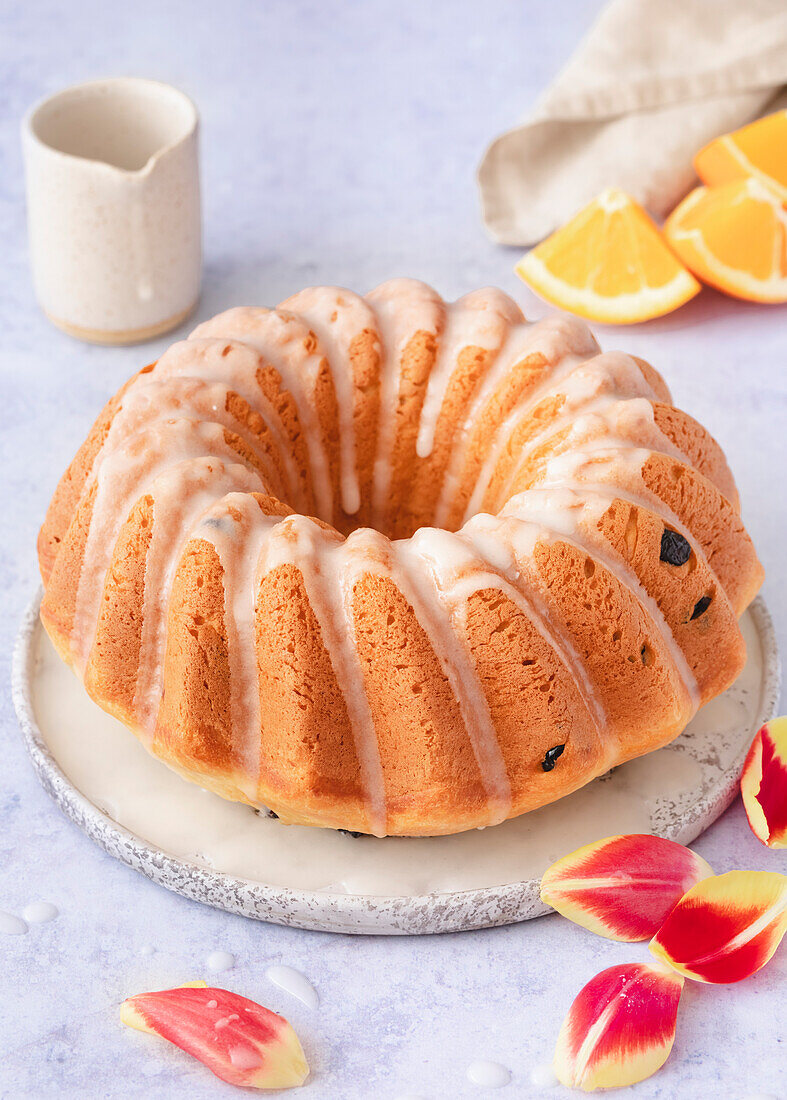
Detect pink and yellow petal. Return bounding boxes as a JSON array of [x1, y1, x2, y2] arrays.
[[554, 962, 684, 1091], [540, 834, 713, 941], [650, 870, 787, 983], [742, 718, 787, 848], [120, 984, 309, 1089]]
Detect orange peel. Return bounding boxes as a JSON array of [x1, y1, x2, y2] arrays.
[[694, 110, 787, 203], [664, 179, 787, 303], [540, 834, 713, 941], [649, 870, 787, 983], [554, 962, 684, 1091], [741, 718, 787, 849], [515, 188, 700, 324], [120, 983, 309, 1089]]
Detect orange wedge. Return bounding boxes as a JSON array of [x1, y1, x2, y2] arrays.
[[694, 110, 787, 203], [515, 188, 700, 324], [665, 178, 787, 303]]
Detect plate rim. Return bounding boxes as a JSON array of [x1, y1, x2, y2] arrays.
[[13, 586, 782, 935]]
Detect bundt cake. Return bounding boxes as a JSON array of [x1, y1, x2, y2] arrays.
[[38, 279, 763, 837]]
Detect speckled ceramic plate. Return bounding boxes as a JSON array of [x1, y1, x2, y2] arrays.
[[13, 588, 781, 935]]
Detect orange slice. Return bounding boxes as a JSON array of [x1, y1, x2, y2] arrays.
[[694, 110, 787, 202], [515, 189, 700, 324], [664, 178, 787, 303]]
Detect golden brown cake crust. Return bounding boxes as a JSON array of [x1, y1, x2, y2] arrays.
[[39, 281, 763, 836]]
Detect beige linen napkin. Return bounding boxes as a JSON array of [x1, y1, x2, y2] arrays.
[[479, 0, 787, 246]]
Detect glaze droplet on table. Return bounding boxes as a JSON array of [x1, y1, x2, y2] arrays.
[[22, 901, 58, 924], [530, 1062, 558, 1088], [0, 911, 28, 936], [266, 965, 319, 1010], [467, 1060, 511, 1088], [206, 950, 235, 973]]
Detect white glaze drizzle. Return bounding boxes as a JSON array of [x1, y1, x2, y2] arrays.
[[112, 377, 286, 498], [433, 313, 600, 528], [281, 286, 381, 516], [191, 309, 335, 521], [416, 288, 523, 459], [547, 469, 736, 630], [500, 485, 701, 713], [365, 279, 445, 528], [133, 459, 264, 737], [152, 338, 301, 501], [394, 530, 513, 822], [459, 514, 609, 741], [192, 493, 283, 796], [531, 463, 740, 683], [407, 522, 612, 771], [262, 516, 388, 836], [323, 523, 515, 822], [462, 352, 663, 523], [72, 420, 262, 676]]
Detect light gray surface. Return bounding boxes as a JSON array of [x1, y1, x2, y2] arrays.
[[1, 1, 785, 1098]]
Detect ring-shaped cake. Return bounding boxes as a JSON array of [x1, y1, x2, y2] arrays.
[[38, 280, 763, 836]]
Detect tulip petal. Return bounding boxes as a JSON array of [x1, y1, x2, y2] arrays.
[[540, 834, 713, 941], [650, 870, 787, 983], [741, 718, 787, 849], [554, 962, 684, 1091], [120, 984, 309, 1089]]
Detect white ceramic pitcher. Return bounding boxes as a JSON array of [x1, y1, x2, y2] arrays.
[[22, 78, 202, 345]]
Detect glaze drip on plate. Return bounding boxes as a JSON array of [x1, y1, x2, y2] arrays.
[[38, 279, 764, 836]]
